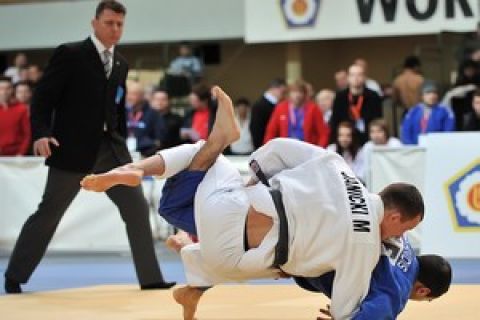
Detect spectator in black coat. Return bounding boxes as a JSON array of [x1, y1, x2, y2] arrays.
[[329, 64, 382, 144], [150, 89, 183, 150], [249, 78, 287, 150]]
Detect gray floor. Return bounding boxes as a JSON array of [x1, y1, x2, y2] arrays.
[[1, 242, 479, 294]]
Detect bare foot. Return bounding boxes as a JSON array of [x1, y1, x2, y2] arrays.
[[173, 286, 204, 320], [165, 231, 194, 253], [80, 165, 143, 192], [209, 86, 240, 148]]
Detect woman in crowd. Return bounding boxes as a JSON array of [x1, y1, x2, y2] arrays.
[[327, 121, 365, 182]]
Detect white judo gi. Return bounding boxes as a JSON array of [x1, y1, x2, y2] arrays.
[[159, 138, 383, 320]]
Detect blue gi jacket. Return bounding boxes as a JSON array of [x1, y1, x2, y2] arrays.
[[294, 237, 418, 319]]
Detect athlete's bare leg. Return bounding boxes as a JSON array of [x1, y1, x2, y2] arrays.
[[80, 86, 239, 192]]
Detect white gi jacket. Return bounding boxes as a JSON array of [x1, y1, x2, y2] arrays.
[[248, 138, 383, 320]]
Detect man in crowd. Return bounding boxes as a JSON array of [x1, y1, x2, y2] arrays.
[[4, 53, 28, 84], [4, 0, 174, 294], [149, 89, 183, 150], [168, 42, 203, 84], [392, 56, 424, 110], [463, 89, 480, 131], [0, 76, 30, 156], [315, 89, 335, 124], [334, 69, 348, 91], [401, 81, 455, 145], [354, 58, 383, 96], [330, 64, 383, 144], [125, 80, 165, 156], [249, 78, 287, 150], [27, 64, 43, 88], [264, 80, 329, 147]]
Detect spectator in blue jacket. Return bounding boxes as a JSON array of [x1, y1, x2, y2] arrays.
[[126, 81, 166, 157], [295, 237, 452, 320], [401, 81, 455, 145]]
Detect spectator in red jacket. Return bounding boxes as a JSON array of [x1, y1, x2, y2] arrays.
[[264, 80, 329, 147], [0, 76, 30, 156]]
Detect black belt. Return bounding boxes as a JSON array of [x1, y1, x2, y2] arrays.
[[269, 189, 289, 268], [249, 159, 289, 268]]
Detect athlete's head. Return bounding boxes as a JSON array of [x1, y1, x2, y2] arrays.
[[379, 183, 424, 240], [410, 254, 452, 301]]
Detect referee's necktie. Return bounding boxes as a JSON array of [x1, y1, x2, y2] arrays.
[[103, 50, 112, 78]]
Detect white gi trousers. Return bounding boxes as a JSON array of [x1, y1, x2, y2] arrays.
[[157, 142, 279, 287]]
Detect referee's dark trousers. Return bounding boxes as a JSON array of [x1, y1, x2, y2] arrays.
[[5, 135, 165, 286]]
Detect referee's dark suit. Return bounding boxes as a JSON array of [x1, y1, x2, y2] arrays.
[[4, 37, 170, 289]]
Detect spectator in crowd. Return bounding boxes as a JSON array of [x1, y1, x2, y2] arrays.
[[354, 58, 383, 96], [392, 56, 424, 110], [126, 80, 165, 156], [0, 76, 30, 156], [182, 83, 215, 143], [457, 21, 480, 63], [149, 89, 183, 149], [14, 81, 33, 110], [249, 78, 287, 150], [315, 89, 335, 124], [230, 98, 254, 155], [334, 69, 348, 91], [329, 64, 383, 144], [27, 65, 43, 88], [462, 89, 480, 131], [264, 80, 329, 147], [401, 81, 456, 145], [327, 121, 365, 181], [362, 118, 402, 182], [168, 42, 203, 84], [4, 53, 28, 84], [442, 59, 480, 129], [17, 67, 29, 84]]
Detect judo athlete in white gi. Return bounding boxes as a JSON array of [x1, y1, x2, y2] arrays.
[[81, 86, 424, 320]]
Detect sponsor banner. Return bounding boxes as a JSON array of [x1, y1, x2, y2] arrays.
[[421, 133, 480, 258], [246, 0, 479, 43]]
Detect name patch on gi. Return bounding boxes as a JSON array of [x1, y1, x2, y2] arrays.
[[341, 171, 371, 234]]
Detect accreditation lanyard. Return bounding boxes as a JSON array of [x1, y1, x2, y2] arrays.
[[348, 93, 364, 121], [288, 104, 305, 129], [420, 113, 430, 133]]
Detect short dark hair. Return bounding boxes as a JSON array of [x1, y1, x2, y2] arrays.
[[268, 78, 286, 89], [473, 88, 480, 99], [235, 97, 250, 107], [0, 76, 12, 84], [95, 0, 126, 18], [379, 183, 424, 221], [14, 80, 32, 90], [417, 254, 452, 298], [369, 118, 391, 140], [153, 88, 169, 97], [191, 83, 212, 103], [404, 55, 421, 69]]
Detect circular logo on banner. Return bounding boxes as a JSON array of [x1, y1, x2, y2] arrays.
[[281, 0, 320, 28], [455, 172, 480, 225]]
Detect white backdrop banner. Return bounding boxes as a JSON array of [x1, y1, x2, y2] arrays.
[[0, 158, 169, 252], [421, 133, 480, 258], [0, 156, 251, 252], [245, 0, 479, 43]]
